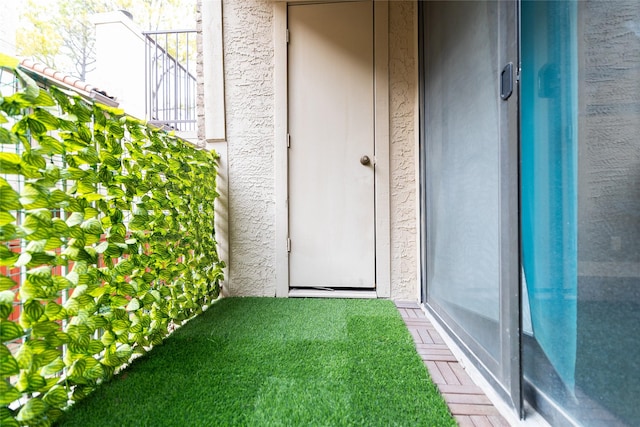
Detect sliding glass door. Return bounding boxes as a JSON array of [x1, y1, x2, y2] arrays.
[[421, 1, 640, 424], [419, 0, 520, 411]]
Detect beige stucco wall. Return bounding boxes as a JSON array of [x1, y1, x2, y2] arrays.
[[222, 0, 277, 296], [202, 0, 418, 299], [389, 1, 418, 300]]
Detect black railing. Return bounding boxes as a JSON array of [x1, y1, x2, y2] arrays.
[[144, 29, 197, 132]]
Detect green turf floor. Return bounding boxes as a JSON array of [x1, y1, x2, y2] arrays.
[[57, 297, 455, 426]]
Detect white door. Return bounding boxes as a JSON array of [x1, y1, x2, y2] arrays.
[[288, 1, 375, 289]]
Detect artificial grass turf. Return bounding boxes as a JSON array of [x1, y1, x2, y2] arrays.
[[57, 298, 456, 426]]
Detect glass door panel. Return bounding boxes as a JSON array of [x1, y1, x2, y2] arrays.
[[522, 1, 640, 425], [425, 0, 501, 359], [421, 1, 519, 408]]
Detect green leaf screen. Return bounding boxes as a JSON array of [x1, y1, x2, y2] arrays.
[[0, 62, 223, 426]]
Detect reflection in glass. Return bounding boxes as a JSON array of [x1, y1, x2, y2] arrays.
[[522, 1, 640, 425], [521, 0, 578, 394]]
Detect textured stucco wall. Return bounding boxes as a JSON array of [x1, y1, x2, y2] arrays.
[[223, 0, 277, 296], [577, 1, 640, 291], [389, 1, 419, 300], [205, 0, 419, 298], [579, 1, 640, 261]]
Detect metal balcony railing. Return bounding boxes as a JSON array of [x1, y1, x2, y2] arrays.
[[144, 29, 197, 132]]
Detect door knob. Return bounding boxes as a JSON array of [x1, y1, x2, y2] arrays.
[[360, 155, 371, 166]]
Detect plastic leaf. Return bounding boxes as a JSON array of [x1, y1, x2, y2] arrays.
[[0, 380, 21, 405], [16, 397, 47, 422], [0, 320, 25, 342]]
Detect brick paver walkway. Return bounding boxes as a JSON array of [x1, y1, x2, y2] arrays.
[[395, 301, 510, 427]]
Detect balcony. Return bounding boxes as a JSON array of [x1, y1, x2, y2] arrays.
[[91, 12, 197, 141], [0, 36, 510, 427], [144, 30, 197, 133], [0, 60, 456, 425], [0, 10, 512, 425]]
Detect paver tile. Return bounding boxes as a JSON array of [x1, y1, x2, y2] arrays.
[[487, 415, 511, 427], [397, 303, 510, 427], [394, 301, 420, 309], [425, 360, 446, 384], [449, 403, 501, 416], [407, 309, 422, 318], [416, 328, 435, 344], [454, 415, 476, 427], [418, 348, 454, 356], [426, 328, 446, 344], [444, 393, 493, 405], [407, 327, 421, 342], [415, 343, 449, 350], [435, 361, 461, 385], [403, 319, 431, 327], [437, 383, 484, 395], [470, 415, 495, 427], [418, 350, 457, 362], [449, 361, 476, 385]]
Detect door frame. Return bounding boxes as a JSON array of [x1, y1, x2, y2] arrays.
[[274, 0, 390, 298]]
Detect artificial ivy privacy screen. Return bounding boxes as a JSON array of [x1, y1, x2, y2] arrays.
[[0, 56, 223, 426]]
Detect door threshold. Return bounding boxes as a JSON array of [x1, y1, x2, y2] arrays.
[[288, 288, 377, 299]]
